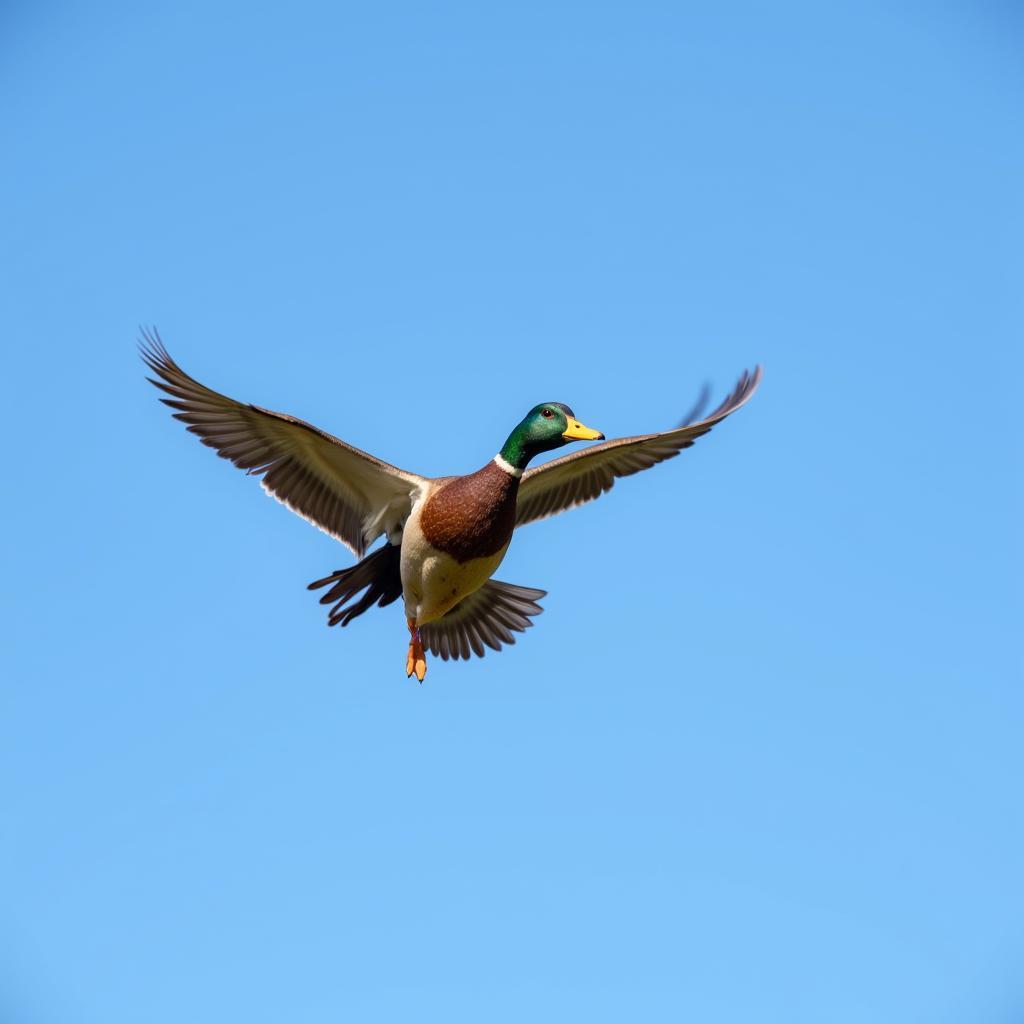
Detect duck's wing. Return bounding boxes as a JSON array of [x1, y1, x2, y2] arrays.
[[515, 366, 762, 528], [142, 329, 425, 556], [419, 580, 546, 661]]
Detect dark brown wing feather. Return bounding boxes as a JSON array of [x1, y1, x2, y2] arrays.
[[141, 328, 424, 556], [307, 543, 404, 627], [515, 366, 761, 528], [419, 580, 546, 661]]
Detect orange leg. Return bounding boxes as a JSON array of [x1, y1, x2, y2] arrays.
[[405, 618, 427, 682]]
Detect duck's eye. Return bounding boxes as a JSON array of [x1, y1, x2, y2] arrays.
[[541, 409, 554, 419]]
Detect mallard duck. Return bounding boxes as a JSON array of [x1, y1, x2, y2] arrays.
[[142, 329, 761, 680]]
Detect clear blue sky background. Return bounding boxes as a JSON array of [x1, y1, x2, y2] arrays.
[[2, 1, 1021, 1021]]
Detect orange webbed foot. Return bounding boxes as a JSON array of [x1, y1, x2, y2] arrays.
[[406, 619, 427, 682]]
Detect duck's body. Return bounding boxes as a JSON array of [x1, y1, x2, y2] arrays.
[[401, 459, 519, 625], [142, 330, 761, 681]]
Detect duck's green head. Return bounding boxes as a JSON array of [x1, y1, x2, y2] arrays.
[[498, 403, 604, 471]]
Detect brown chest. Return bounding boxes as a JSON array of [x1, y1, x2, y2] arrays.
[[419, 461, 520, 564]]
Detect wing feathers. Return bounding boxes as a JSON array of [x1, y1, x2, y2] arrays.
[[142, 328, 424, 555], [515, 366, 761, 528]]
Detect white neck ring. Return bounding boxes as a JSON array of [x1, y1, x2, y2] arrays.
[[493, 454, 523, 477]]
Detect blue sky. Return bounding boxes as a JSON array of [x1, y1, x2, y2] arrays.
[[2, 1, 1022, 1021]]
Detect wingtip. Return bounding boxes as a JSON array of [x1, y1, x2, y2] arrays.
[[737, 363, 764, 401], [137, 325, 170, 367]]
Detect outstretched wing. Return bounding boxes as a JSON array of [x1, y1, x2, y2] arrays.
[[515, 366, 761, 528], [419, 580, 546, 661], [142, 329, 425, 556]]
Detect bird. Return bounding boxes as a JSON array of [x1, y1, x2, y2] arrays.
[[141, 329, 761, 681]]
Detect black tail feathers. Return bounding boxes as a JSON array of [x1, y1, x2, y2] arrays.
[[307, 544, 403, 627]]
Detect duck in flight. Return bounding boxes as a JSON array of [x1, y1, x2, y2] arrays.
[[142, 330, 761, 681]]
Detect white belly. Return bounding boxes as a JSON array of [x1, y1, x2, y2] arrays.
[[400, 501, 509, 625]]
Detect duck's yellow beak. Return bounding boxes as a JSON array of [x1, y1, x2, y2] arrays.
[[562, 418, 605, 441]]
